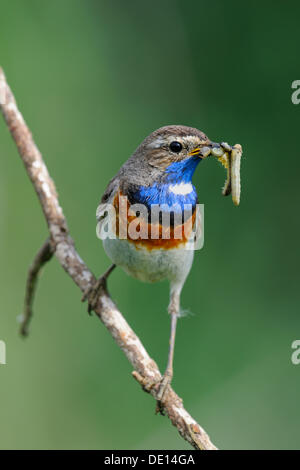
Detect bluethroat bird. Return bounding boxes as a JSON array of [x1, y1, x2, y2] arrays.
[[84, 125, 242, 401]]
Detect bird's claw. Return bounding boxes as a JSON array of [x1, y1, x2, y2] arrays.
[[81, 265, 115, 314], [156, 373, 172, 401], [81, 277, 106, 315], [140, 372, 172, 415]]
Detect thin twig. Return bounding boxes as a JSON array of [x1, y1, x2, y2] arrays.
[[20, 238, 54, 336], [0, 67, 217, 450]]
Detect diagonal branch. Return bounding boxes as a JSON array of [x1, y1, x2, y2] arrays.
[[0, 67, 217, 451]]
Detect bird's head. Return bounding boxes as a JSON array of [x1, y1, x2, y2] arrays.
[[139, 125, 212, 175], [125, 125, 242, 206]]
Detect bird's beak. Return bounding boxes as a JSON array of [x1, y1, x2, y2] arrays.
[[188, 144, 211, 158], [191, 141, 242, 206]]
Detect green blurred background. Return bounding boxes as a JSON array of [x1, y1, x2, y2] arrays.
[[1, 0, 300, 450]]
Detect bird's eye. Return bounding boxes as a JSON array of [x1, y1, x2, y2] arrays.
[[169, 141, 183, 153]]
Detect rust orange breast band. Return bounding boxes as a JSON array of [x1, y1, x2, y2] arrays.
[[113, 191, 196, 250]]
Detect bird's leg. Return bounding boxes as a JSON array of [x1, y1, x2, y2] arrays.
[[157, 289, 180, 401], [81, 264, 116, 314]]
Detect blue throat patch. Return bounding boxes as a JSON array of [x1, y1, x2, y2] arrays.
[[133, 156, 201, 212], [165, 156, 201, 184]]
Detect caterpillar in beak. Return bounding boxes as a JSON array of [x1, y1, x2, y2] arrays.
[[211, 142, 242, 206]]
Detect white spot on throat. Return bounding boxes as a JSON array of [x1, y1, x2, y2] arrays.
[[168, 182, 193, 196]]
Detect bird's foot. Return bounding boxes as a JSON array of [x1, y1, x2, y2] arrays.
[[81, 264, 116, 315], [153, 373, 173, 415], [145, 373, 173, 414], [132, 370, 181, 415], [140, 373, 172, 400], [156, 372, 172, 402], [81, 276, 106, 315]]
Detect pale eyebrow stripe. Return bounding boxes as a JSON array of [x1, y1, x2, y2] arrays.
[[147, 137, 166, 148], [148, 135, 203, 149]]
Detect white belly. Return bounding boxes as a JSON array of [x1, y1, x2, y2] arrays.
[[103, 237, 194, 284]]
